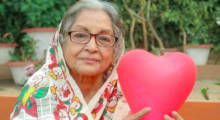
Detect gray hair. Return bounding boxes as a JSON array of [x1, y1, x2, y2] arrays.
[[59, 0, 124, 61]]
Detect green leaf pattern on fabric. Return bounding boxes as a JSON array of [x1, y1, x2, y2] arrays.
[[64, 101, 70, 105], [50, 48, 55, 55], [33, 87, 49, 98], [15, 85, 30, 106], [15, 105, 19, 113], [27, 98, 32, 109]]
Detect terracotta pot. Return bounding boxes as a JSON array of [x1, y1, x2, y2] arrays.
[[21, 28, 57, 59], [185, 44, 214, 65], [5, 60, 38, 85], [0, 43, 19, 64]]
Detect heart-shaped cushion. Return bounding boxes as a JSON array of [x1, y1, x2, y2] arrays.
[[117, 50, 197, 120]]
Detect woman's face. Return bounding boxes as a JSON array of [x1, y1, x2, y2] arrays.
[[63, 9, 116, 77]]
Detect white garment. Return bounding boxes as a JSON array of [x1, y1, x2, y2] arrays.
[[11, 22, 125, 120]]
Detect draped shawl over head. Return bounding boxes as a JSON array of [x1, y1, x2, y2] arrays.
[[11, 21, 125, 120]]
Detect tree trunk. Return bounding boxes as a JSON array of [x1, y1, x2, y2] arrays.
[[130, 17, 136, 49], [182, 28, 187, 54], [141, 0, 148, 51], [146, 0, 165, 55]]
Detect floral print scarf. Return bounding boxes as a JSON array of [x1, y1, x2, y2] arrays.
[[11, 22, 124, 120]]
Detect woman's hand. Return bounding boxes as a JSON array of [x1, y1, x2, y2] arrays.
[[164, 111, 184, 120], [123, 107, 151, 120]]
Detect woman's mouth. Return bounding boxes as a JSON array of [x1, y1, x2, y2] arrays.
[[81, 58, 99, 63]]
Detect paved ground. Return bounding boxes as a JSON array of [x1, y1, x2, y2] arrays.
[[0, 79, 220, 100], [187, 79, 220, 100], [0, 79, 23, 95]]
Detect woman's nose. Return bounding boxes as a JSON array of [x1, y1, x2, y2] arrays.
[[84, 36, 98, 53]]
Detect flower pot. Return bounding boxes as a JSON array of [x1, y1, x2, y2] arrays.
[[21, 28, 57, 59], [156, 48, 179, 56], [0, 43, 19, 64], [185, 44, 214, 65], [216, 17, 220, 26], [5, 60, 38, 85]]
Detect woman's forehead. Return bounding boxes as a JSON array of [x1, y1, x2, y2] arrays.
[[72, 25, 113, 34], [70, 9, 114, 34]]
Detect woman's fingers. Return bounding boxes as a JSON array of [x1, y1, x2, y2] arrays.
[[164, 115, 173, 120], [132, 108, 151, 119], [164, 111, 184, 120], [172, 111, 184, 120], [124, 107, 151, 120]]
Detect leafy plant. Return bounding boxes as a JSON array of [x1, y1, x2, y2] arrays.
[[201, 79, 220, 100], [0, 0, 28, 45], [18, 0, 77, 27], [8, 35, 37, 62], [34, 50, 46, 71], [0, 0, 77, 46], [213, 80, 220, 86], [0, 32, 15, 43], [201, 87, 210, 100], [161, 0, 220, 46], [1, 0, 220, 52]]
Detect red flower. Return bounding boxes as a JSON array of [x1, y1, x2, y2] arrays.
[[104, 88, 110, 99], [63, 89, 70, 97], [48, 63, 59, 70], [53, 104, 67, 120]]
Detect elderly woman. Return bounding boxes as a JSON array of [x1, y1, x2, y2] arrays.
[[11, 0, 184, 120]]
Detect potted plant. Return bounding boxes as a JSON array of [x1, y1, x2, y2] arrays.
[[5, 35, 38, 85], [184, 39, 214, 66], [178, 26, 214, 66], [0, 33, 19, 64], [21, 28, 57, 60], [216, 17, 220, 26], [185, 44, 214, 66]]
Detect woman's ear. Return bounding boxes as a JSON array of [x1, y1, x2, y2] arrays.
[[60, 42, 64, 51], [111, 52, 117, 63], [59, 34, 66, 50]]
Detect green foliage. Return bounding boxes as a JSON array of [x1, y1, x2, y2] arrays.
[[201, 79, 220, 100], [8, 51, 22, 61], [1, 0, 220, 52], [0, 0, 27, 44], [34, 50, 46, 71], [8, 35, 37, 62], [213, 80, 220, 86], [0, 0, 77, 47], [161, 0, 220, 46], [19, 0, 77, 27], [201, 88, 209, 100], [0, 33, 15, 43], [113, 0, 220, 51]]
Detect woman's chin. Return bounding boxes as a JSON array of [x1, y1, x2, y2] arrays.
[[76, 67, 103, 76]]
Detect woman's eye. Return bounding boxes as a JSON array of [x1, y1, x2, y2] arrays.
[[74, 33, 87, 38], [100, 37, 111, 42]]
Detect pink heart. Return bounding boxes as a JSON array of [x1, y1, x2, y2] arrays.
[[117, 50, 197, 120]]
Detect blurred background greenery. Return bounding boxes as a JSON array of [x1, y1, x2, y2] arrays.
[[0, 0, 220, 52]]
